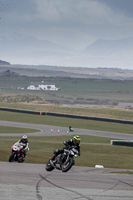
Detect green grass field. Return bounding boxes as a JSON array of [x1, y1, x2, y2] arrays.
[[0, 125, 39, 133], [0, 110, 133, 169], [1, 76, 133, 170], [1, 136, 133, 169], [1, 76, 133, 104], [0, 110, 133, 134], [1, 102, 133, 120]]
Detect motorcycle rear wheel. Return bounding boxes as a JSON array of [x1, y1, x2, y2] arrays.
[[62, 158, 74, 172], [45, 160, 54, 171]]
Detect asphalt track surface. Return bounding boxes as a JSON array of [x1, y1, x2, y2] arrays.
[[0, 120, 133, 200], [0, 120, 133, 140]]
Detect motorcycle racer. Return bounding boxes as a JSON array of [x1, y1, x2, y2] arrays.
[[69, 126, 73, 132], [14, 135, 29, 158], [50, 135, 81, 166]]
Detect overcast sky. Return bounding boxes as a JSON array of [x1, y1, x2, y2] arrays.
[[1, 0, 133, 67]]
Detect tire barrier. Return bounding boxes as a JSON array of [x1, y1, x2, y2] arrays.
[[0, 107, 133, 125], [46, 112, 133, 125], [111, 140, 133, 147]]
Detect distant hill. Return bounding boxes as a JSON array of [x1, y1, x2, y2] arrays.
[[0, 35, 76, 57], [0, 69, 19, 77], [0, 60, 10, 65], [1, 34, 133, 68], [82, 37, 133, 56], [0, 65, 133, 80], [72, 37, 133, 68]]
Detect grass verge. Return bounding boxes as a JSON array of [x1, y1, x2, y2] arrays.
[[0, 110, 133, 134], [0, 110, 133, 169], [0, 126, 39, 133], [1, 102, 133, 120], [1, 136, 133, 169]]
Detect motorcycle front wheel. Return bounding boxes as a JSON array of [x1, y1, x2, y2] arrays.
[[45, 160, 54, 171], [9, 153, 15, 162], [61, 158, 74, 172], [18, 157, 25, 163]]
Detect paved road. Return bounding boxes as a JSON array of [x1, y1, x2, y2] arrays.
[[0, 120, 133, 140], [0, 120, 133, 200], [0, 162, 133, 200]]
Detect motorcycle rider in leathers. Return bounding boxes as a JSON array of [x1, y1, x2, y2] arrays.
[[14, 135, 29, 158], [50, 135, 81, 166]]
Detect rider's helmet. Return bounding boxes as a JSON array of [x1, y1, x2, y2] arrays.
[[22, 135, 28, 143], [73, 135, 81, 145]]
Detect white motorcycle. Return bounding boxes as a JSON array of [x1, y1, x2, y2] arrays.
[[9, 145, 25, 163]]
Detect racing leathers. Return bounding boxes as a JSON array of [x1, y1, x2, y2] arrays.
[[14, 139, 29, 157]]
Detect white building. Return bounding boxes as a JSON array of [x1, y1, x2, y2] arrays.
[[27, 83, 59, 91], [38, 84, 59, 90], [27, 85, 38, 90]]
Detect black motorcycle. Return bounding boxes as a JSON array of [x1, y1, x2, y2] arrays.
[[69, 126, 74, 132], [9, 145, 25, 163], [45, 147, 79, 172]]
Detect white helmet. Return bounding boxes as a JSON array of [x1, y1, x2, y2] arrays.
[[22, 135, 27, 143]]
